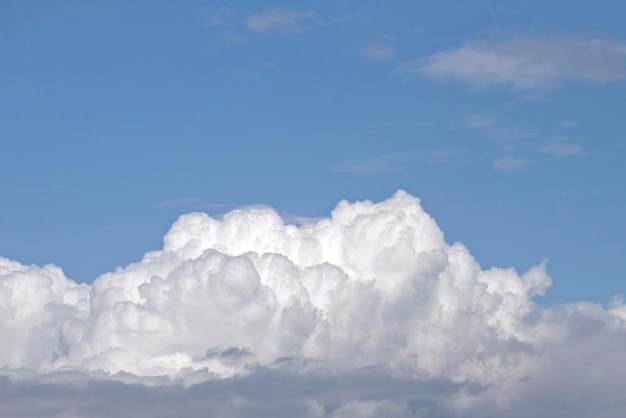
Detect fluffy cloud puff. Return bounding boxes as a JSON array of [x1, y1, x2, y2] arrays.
[[1, 191, 625, 415]]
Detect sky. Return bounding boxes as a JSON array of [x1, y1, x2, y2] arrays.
[[2, 1, 626, 416], [1, 1, 626, 303]]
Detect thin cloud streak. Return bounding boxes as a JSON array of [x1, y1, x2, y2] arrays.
[[560, 120, 578, 130], [541, 140, 585, 156], [330, 149, 464, 173], [355, 39, 395, 61], [493, 156, 531, 172], [464, 114, 496, 129], [330, 153, 418, 173], [246, 9, 315, 33]]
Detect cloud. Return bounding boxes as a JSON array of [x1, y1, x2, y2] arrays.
[[2, 191, 626, 416], [464, 114, 496, 129], [330, 150, 464, 173], [481, 127, 539, 143], [541, 140, 585, 156], [246, 9, 315, 33], [560, 120, 577, 130], [330, 153, 418, 173], [493, 157, 531, 172], [0, 369, 469, 417], [461, 115, 538, 146], [421, 148, 466, 163], [198, 7, 246, 45], [355, 39, 395, 61], [199, 7, 230, 27], [400, 35, 626, 92]]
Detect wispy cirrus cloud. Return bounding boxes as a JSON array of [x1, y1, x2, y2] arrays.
[[330, 153, 418, 173], [330, 149, 464, 173], [246, 9, 315, 33], [541, 139, 586, 156], [493, 156, 531, 172], [481, 126, 539, 143], [355, 37, 395, 61], [200, 7, 230, 27], [198, 7, 246, 45], [464, 114, 496, 129], [399, 35, 626, 92], [560, 119, 578, 130], [462, 114, 539, 147]]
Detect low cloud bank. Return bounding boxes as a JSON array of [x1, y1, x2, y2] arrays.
[[1, 191, 625, 416]]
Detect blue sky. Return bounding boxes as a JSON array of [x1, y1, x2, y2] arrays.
[[1, 0, 625, 305]]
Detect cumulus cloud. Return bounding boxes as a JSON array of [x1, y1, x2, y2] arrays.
[[400, 35, 626, 92], [246, 9, 315, 33], [2, 191, 626, 416]]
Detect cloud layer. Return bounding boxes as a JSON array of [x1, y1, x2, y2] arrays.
[[2, 191, 626, 416], [401, 35, 626, 92]]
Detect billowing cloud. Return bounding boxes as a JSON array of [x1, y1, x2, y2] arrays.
[[2, 191, 626, 416], [246, 9, 315, 33], [400, 35, 626, 92]]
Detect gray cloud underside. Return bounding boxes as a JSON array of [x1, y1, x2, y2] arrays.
[[3, 349, 626, 418]]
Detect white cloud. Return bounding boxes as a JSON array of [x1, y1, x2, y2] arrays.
[[493, 157, 531, 172], [541, 140, 585, 156], [246, 9, 315, 33], [355, 40, 395, 61], [400, 35, 626, 92], [2, 191, 626, 416]]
